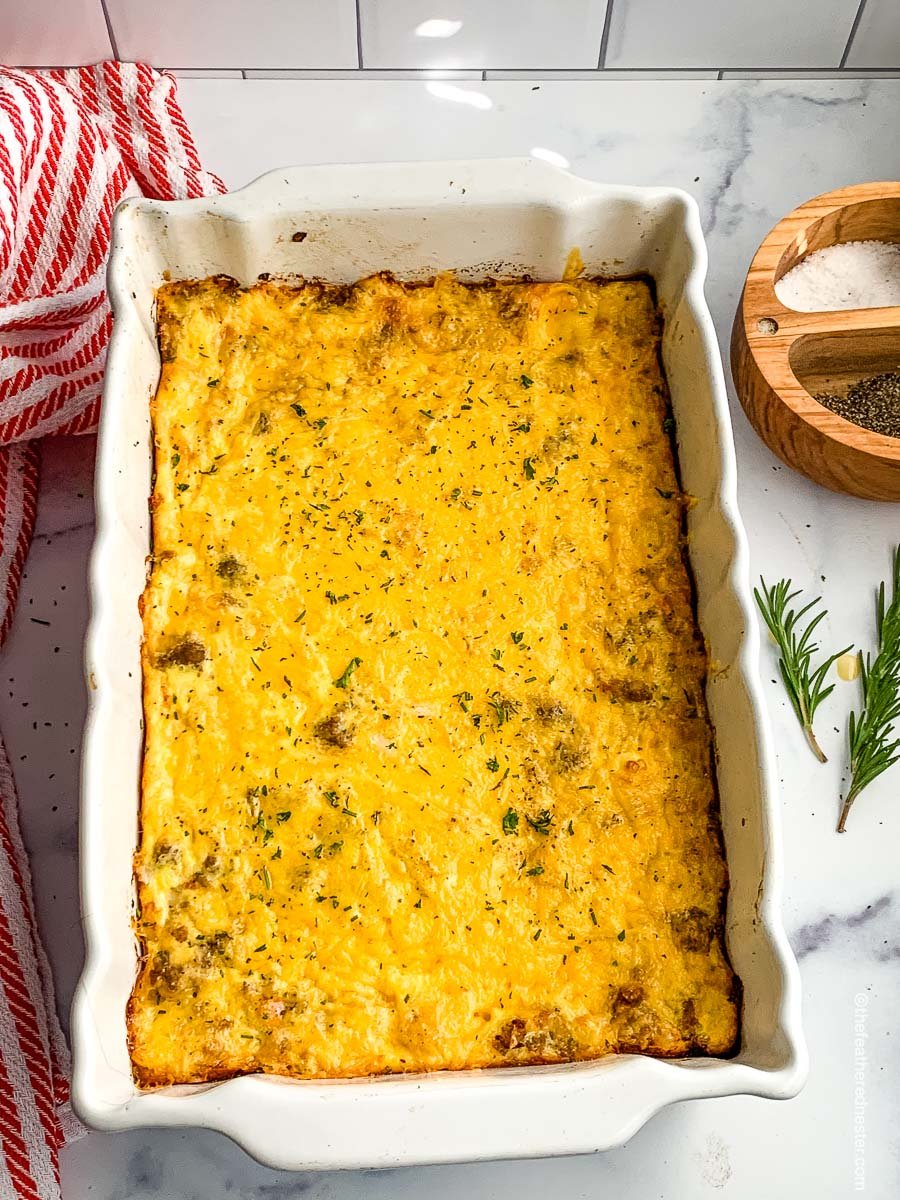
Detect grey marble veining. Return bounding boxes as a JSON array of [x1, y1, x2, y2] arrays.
[[2, 77, 898, 1199], [791, 894, 895, 960]]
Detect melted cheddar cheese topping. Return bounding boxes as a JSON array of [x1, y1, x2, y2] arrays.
[[131, 272, 739, 1086]]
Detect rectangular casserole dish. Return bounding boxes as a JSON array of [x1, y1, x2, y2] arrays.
[[73, 158, 807, 1169]]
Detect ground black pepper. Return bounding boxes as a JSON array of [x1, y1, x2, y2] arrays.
[[815, 371, 900, 438]]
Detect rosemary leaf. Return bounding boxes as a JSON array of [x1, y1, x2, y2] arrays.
[[838, 547, 900, 832], [754, 577, 851, 763]]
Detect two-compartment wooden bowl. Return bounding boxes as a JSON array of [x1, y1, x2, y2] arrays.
[[731, 181, 900, 500]]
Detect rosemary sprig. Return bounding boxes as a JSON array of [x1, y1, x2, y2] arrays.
[[838, 547, 900, 833], [754, 578, 851, 763]]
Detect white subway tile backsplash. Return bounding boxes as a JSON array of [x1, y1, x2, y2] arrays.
[[605, 0, 860, 68], [359, 0, 610, 69], [846, 0, 900, 68], [2, 0, 112, 66], [104, 0, 358, 69], [3, 0, 892, 78]]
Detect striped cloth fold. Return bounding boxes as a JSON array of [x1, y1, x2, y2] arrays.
[[0, 62, 224, 1199]]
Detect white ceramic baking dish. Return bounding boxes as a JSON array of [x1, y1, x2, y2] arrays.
[[72, 158, 807, 1169]]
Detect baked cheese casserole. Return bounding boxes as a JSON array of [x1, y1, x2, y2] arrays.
[[131, 271, 740, 1086]]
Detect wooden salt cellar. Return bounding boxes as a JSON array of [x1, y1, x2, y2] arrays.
[[731, 181, 900, 501]]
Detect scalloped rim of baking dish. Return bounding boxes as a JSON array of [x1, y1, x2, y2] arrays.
[[72, 158, 806, 1169]]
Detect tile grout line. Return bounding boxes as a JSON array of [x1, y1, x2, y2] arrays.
[[98, 0, 120, 59], [840, 0, 870, 68], [483, 67, 900, 78], [354, 0, 364, 70], [72, 66, 900, 82], [719, 66, 900, 76], [240, 68, 486, 80], [597, 0, 615, 68]]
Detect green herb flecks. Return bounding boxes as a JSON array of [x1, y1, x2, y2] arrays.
[[754, 577, 850, 763], [502, 808, 519, 835], [253, 812, 274, 846], [526, 809, 553, 835], [838, 547, 900, 832], [334, 657, 362, 689], [523, 457, 536, 481], [487, 693, 517, 726]]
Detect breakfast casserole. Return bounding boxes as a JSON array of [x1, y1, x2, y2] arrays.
[[130, 270, 740, 1086]]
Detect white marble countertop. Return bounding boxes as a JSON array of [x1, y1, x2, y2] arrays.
[[5, 76, 899, 1199]]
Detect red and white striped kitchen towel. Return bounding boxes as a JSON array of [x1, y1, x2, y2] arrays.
[[0, 62, 224, 1199]]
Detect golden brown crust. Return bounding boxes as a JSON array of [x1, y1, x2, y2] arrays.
[[131, 271, 740, 1087]]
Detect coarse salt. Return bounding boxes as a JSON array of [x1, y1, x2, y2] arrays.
[[775, 239, 900, 311]]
